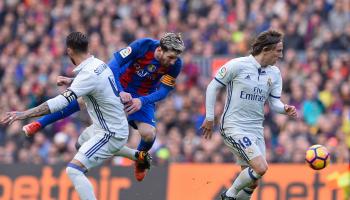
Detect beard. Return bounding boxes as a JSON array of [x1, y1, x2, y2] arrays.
[[160, 58, 170, 67]]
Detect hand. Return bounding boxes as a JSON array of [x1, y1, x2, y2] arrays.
[[284, 104, 298, 118], [57, 76, 73, 86], [119, 91, 132, 104], [124, 98, 142, 115], [200, 119, 214, 139], [0, 111, 25, 125]]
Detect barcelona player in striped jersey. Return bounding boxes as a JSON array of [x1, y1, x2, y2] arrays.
[[22, 33, 185, 181]]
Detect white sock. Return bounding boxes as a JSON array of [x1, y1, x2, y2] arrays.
[[114, 146, 138, 160], [226, 167, 261, 197], [66, 165, 96, 200], [235, 187, 254, 200]]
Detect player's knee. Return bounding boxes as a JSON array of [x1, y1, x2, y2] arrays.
[[139, 129, 156, 141], [250, 156, 268, 176], [255, 163, 268, 176]]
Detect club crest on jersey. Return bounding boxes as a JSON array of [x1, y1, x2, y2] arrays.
[[246, 147, 254, 156], [120, 47, 132, 58], [217, 67, 227, 78], [147, 64, 156, 72], [267, 77, 272, 86]]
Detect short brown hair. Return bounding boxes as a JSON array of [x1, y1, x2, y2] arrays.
[[251, 30, 283, 56], [66, 32, 89, 53]]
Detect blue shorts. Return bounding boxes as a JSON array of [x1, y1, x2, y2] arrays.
[[128, 102, 156, 129]]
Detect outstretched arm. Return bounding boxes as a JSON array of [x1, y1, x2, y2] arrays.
[[1, 88, 77, 125], [1, 102, 50, 125], [36, 98, 82, 128], [26, 75, 82, 129], [2, 69, 95, 126]]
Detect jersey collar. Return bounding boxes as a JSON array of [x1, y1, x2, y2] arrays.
[[73, 56, 94, 74], [249, 55, 261, 69]]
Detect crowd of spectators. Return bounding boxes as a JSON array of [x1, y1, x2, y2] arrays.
[[0, 0, 349, 166]]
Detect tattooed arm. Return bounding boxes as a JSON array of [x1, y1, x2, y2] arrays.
[[0, 102, 51, 125], [0, 88, 78, 125]]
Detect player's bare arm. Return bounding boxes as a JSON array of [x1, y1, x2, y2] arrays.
[[0, 102, 50, 125], [57, 76, 74, 86]]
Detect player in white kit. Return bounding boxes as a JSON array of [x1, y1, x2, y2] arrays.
[[201, 30, 297, 200], [0, 32, 151, 200]]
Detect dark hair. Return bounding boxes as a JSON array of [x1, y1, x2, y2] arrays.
[[160, 32, 185, 54], [251, 30, 283, 56], [66, 32, 89, 53]]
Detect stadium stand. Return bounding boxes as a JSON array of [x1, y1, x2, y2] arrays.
[[0, 0, 349, 166]]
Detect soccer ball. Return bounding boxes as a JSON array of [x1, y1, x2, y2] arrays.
[[305, 144, 330, 170]]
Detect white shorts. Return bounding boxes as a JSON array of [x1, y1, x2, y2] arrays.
[[74, 125, 128, 170], [77, 125, 95, 146], [221, 130, 266, 166]]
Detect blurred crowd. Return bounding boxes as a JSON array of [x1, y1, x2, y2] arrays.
[[0, 0, 349, 166]]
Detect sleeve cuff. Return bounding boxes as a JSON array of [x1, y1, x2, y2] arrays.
[[139, 97, 148, 106], [205, 116, 214, 121], [214, 78, 226, 86]]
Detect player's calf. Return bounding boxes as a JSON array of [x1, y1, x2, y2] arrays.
[[225, 157, 267, 199], [235, 183, 257, 200], [66, 162, 96, 200]]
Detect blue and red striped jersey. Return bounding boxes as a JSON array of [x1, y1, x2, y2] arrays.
[[110, 38, 183, 97]]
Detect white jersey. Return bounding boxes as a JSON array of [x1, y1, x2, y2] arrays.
[[214, 55, 282, 138], [68, 56, 128, 138]]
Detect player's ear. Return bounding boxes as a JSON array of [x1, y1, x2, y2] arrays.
[[156, 46, 163, 56], [262, 46, 270, 52], [66, 47, 73, 55]]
